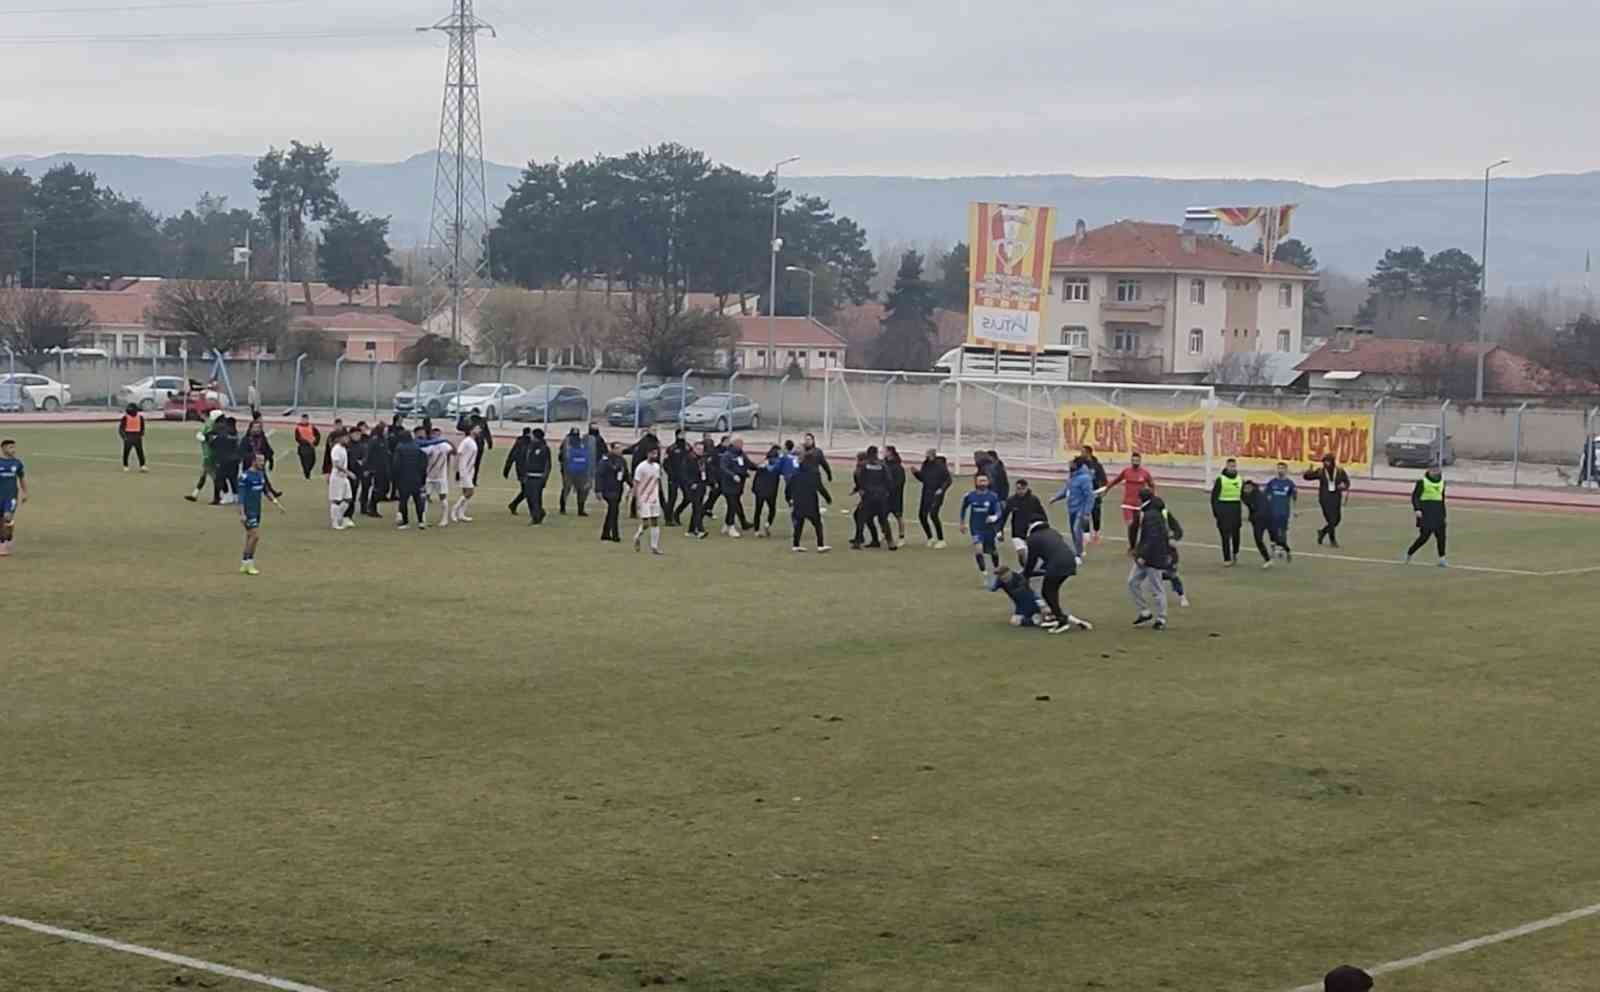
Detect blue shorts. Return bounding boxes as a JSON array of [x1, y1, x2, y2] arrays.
[[242, 514, 261, 531], [0, 497, 15, 516], [971, 531, 996, 554]]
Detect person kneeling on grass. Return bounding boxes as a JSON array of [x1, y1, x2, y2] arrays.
[[1021, 519, 1094, 635], [988, 565, 1046, 628]]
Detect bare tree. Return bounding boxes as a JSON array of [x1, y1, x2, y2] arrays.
[[0, 288, 94, 370], [1407, 342, 1480, 399], [1207, 351, 1275, 387], [146, 278, 286, 355], [611, 293, 733, 376], [276, 321, 344, 362]]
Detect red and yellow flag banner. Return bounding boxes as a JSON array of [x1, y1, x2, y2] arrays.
[[1058, 404, 1373, 471], [966, 202, 1056, 352]]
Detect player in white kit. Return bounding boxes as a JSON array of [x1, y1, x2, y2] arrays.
[[452, 424, 480, 523], [422, 427, 453, 528], [631, 444, 664, 555], [327, 430, 354, 530]]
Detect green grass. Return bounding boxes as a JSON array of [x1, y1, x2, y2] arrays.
[[3, 423, 1600, 992]]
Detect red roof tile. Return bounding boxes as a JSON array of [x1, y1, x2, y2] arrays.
[[728, 316, 846, 349], [1296, 337, 1592, 395], [1052, 221, 1311, 277], [296, 312, 423, 336]]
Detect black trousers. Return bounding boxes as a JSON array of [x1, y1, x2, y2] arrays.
[[509, 476, 526, 512], [297, 442, 317, 479], [560, 473, 591, 514], [523, 474, 546, 523], [919, 493, 946, 541], [356, 472, 373, 515], [1319, 496, 1343, 542], [1041, 574, 1069, 621], [368, 469, 389, 508], [213, 462, 237, 503], [1215, 504, 1242, 561], [1091, 495, 1103, 533], [121, 436, 145, 467], [665, 476, 680, 523], [1250, 519, 1272, 561], [671, 478, 694, 524], [754, 490, 778, 529], [723, 483, 750, 529], [396, 487, 424, 525], [1407, 522, 1447, 557], [853, 500, 889, 545], [686, 483, 707, 534], [793, 510, 824, 547], [1268, 517, 1290, 552], [601, 493, 622, 540]]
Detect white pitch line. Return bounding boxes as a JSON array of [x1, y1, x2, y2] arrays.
[[0, 915, 332, 992], [1539, 565, 1600, 577], [1282, 900, 1600, 992], [1183, 541, 1544, 576]]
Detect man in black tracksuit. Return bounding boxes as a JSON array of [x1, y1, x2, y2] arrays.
[[521, 429, 553, 525], [718, 437, 755, 534], [1080, 445, 1109, 541], [346, 425, 367, 523], [786, 451, 832, 550], [596, 442, 628, 542], [1304, 454, 1352, 547], [1404, 467, 1448, 566], [985, 450, 1010, 503], [505, 429, 534, 514], [664, 430, 691, 525], [684, 440, 710, 537], [913, 450, 952, 545], [1240, 479, 1273, 565], [210, 417, 240, 505], [851, 446, 895, 550], [1022, 520, 1091, 634], [390, 428, 427, 527], [1210, 457, 1244, 565], [801, 433, 833, 484], [998, 479, 1047, 563], [363, 429, 390, 516]]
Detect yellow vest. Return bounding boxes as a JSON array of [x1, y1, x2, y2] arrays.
[[1419, 476, 1445, 502], [1216, 474, 1242, 502]]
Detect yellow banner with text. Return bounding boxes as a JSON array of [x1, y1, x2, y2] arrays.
[[1058, 405, 1374, 471]]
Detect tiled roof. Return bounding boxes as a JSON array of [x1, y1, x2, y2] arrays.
[[728, 316, 847, 349], [1052, 221, 1311, 277], [1297, 336, 1592, 395], [296, 312, 423, 336], [57, 290, 152, 327]]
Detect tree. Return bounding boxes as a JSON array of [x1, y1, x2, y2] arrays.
[[488, 160, 570, 289], [1407, 342, 1480, 399], [1421, 248, 1483, 321], [317, 207, 397, 303], [0, 169, 33, 287], [1258, 238, 1327, 320], [396, 285, 446, 326], [474, 287, 554, 364], [1357, 246, 1481, 337], [276, 322, 344, 361], [869, 250, 937, 370], [253, 141, 343, 311], [399, 333, 469, 366], [0, 288, 94, 370], [935, 242, 970, 313], [23, 164, 163, 287], [146, 278, 286, 355], [611, 294, 734, 376], [1206, 351, 1274, 387], [159, 194, 268, 280]]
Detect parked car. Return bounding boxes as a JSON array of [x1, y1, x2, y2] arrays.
[[443, 382, 527, 420], [0, 382, 23, 412], [506, 385, 590, 423], [0, 373, 71, 411], [393, 379, 467, 416], [118, 375, 188, 411], [603, 383, 700, 426], [1384, 423, 1456, 467], [681, 393, 760, 432], [163, 389, 225, 422]]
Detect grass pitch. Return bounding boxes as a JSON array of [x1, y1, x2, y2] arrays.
[[3, 423, 1600, 992]]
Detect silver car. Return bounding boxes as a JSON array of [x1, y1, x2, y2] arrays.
[[681, 393, 761, 432]]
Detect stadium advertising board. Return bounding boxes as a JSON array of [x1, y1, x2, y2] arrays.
[[1058, 404, 1375, 471], [967, 203, 1056, 352]]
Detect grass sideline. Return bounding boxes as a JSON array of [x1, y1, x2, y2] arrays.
[[3, 423, 1600, 992]]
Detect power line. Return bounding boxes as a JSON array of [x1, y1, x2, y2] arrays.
[[0, 0, 304, 16], [0, 27, 415, 45]]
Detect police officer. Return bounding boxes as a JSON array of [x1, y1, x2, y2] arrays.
[[1404, 467, 1448, 567], [1210, 457, 1244, 565]]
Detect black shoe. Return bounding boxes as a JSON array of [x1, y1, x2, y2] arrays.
[[577, 511, 588, 517], [1132, 613, 1154, 626], [1329, 538, 1340, 549], [1153, 619, 1167, 631], [184, 494, 198, 503], [866, 541, 882, 549], [1316, 529, 1326, 545], [849, 541, 863, 550]]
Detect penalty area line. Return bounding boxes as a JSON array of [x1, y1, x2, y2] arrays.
[[1281, 899, 1600, 992], [1183, 541, 1543, 576], [0, 915, 332, 992]]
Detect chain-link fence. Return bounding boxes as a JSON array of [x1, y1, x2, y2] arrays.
[[13, 354, 1600, 488]]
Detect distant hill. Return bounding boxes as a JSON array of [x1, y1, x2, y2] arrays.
[[4, 151, 1596, 291]]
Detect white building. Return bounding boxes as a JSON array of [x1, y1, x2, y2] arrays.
[[715, 316, 848, 376], [1048, 220, 1316, 381]]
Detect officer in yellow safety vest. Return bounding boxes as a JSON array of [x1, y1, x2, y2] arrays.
[[1209, 457, 1244, 565], [1404, 467, 1448, 567]]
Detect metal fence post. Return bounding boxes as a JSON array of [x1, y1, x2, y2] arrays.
[[678, 368, 694, 431], [254, 354, 263, 406], [180, 346, 189, 393], [633, 367, 646, 433], [332, 353, 347, 417], [1438, 399, 1451, 469], [991, 381, 1001, 446], [499, 361, 513, 429], [724, 371, 740, 432], [1512, 401, 1528, 486], [290, 353, 307, 412], [0, 344, 14, 411], [454, 359, 468, 420], [935, 380, 945, 450], [543, 361, 556, 433], [586, 358, 602, 423], [371, 360, 382, 419], [824, 369, 834, 449], [777, 372, 791, 443], [1370, 396, 1385, 479], [105, 354, 113, 408]]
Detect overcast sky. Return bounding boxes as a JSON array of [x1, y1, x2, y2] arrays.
[[1, 0, 1593, 183]]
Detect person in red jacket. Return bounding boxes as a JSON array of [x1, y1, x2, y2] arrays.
[[1099, 451, 1155, 525]]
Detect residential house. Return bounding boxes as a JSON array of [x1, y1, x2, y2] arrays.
[[1296, 333, 1593, 398], [1048, 220, 1317, 381], [715, 316, 849, 376]]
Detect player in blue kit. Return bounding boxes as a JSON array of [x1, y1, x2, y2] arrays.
[[959, 472, 1003, 585], [1263, 462, 1298, 564], [236, 451, 284, 575], [0, 438, 27, 557]]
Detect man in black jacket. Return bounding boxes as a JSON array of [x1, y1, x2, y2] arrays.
[[469, 413, 492, 484], [504, 428, 533, 514], [596, 441, 628, 542], [664, 429, 691, 525], [522, 428, 553, 525], [985, 450, 1010, 502], [1080, 444, 1109, 543], [1127, 489, 1171, 629], [346, 424, 367, 524], [786, 450, 832, 551], [1210, 457, 1244, 565], [850, 445, 895, 550], [1022, 520, 1093, 635], [1304, 454, 1352, 547], [913, 450, 952, 546], [718, 436, 755, 536], [364, 428, 390, 514], [683, 441, 710, 538], [998, 478, 1047, 564], [390, 428, 427, 529]]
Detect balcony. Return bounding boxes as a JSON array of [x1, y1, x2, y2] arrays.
[[1100, 300, 1167, 326]]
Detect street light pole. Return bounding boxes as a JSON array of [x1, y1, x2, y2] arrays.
[[1476, 157, 1510, 402], [767, 156, 799, 377], [785, 265, 815, 321]]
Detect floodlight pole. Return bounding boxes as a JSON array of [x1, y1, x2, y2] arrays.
[[1476, 158, 1511, 402], [678, 368, 694, 431]]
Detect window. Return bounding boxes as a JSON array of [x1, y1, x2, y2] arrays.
[[1189, 279, 1206, 305], [364, 340, 377, 353], [1062, 277, 1090, 302], [1187, 328, 1204, 355], [1060, 325, 1088, 349], [1115, 279, 1142, 302], [1279, 283, 1294, 308], [1111, 329, 1139, 353], [1277, 329, 1291, 352]]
